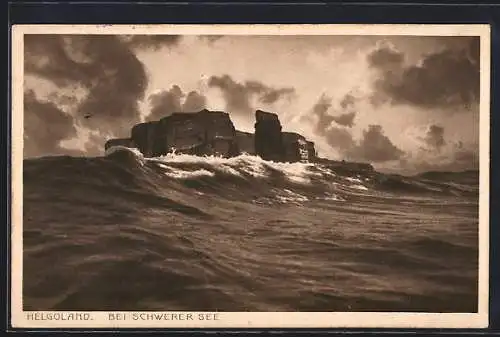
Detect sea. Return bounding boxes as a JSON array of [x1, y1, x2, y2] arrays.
[[22, 146, 479, 312]]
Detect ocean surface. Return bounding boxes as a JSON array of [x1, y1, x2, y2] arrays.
[[23, 147, 479, 312]]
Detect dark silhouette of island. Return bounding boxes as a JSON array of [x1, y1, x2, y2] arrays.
[[105, 109, 374, 172]]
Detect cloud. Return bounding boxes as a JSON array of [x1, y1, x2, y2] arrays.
[[339, 92, 356, 110], [309, 94, 335, 132], [346, 125, 405, 162], [320, 123, 403, 163], [83, 132, 110, 157], [23, 89, 80, 157], [453, 147, 479, 169], [23, 34, 479, 174], [332, 111, 356, 128], [306, 94, 402, 163], [121, 35, 182, 50], [147, 85, 184, 121], [24, 35, 92, 87], [303, 95, 355, 156], [23, 34, 184, 157], [183, 91, 207, 112], [208, 75, 253, 114], [257, 87, 295, 105], [146, 85, 208, 120], [207, 75, 295, 115], [422, 124, 446, 150], [25, 35, 148, 133], [398, 141, 478, 174], [368, 37, 480, 110], [323, 126, 356, 150], [367, 43, 405, 71], [308, 93, 358, 130]]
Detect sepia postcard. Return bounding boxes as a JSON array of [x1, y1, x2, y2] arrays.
[[10, 24, 490, 329]]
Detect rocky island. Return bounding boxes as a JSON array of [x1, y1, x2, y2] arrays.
[[105, 109, 374, 172]]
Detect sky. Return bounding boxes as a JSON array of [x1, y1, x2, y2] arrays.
[[23, 33, 481, 174]]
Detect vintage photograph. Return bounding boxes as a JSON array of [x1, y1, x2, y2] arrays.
[[11, 24, 490, 328]]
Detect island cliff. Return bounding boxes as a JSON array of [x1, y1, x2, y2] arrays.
[[128, 110, 239, 158], [104, 108, 374, 171]]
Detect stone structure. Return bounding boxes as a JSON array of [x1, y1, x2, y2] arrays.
[[306, 141, 317, 160], [235, 131, 255, 155], [104, 108, 373, 172], [282, 132, 311, 163], [130, 109, 239, 158], [159, 110, 239, 157], [131, 122, 161, 157], [254, 110, 285, 162]]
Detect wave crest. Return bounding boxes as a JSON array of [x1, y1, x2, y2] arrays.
[[103, 146, 478, 200]]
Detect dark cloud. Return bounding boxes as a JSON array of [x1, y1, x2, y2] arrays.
[[318, 123, 403, 163], [23, 34, 185, 157], [369, 37, 480, 110], [208, 75, 253, 114], [25, 35, 148, 133], [244, 80, 295, 104], [332, 112, 356, 128], [121, 35, 181, 50], [309, 93, 357, 129], [25, 35, 92, 87], [323, 126, 356, 151], [339, 93, 356, 110], [346, 125, 404, 162], [309, 94, 335, 132], [304, 95, 354, 155], [367, 44, 405, 71], [23, 89, 80, 158], [334, 93, 358, 127], [260, 88, 295, 104], [208, 75, 252, 113], [208, 75, 295, 115], [307, 94, 401, 163], [183, 91, 207, 112], [147, 85, 184, 121], [422, 124, 446, 150], [146, 85, 207, 120], [74, 37, 147, 136]]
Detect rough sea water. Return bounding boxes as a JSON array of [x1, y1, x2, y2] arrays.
[[23, 146, 479, 312]]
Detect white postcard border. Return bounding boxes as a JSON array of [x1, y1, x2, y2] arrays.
[[10, 23, 491, 329]]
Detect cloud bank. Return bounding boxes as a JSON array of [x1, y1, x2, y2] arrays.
[[368, 38, 480, 110], [146, 85, 208, 121], [207, 74, 295, 115], [24, 34, 184, 156], [23, 34, 480, 174]]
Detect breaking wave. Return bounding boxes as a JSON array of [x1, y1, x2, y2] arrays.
[[103, 146, 478, 201], [22, 146, 479, 312]]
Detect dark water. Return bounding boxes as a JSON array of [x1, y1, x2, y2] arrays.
[[23, 147, 479, 312]]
